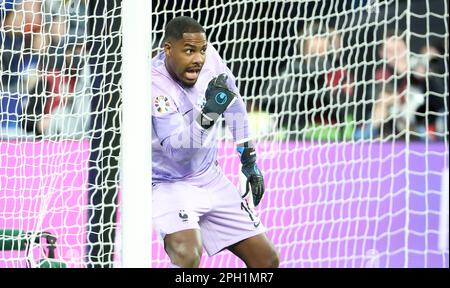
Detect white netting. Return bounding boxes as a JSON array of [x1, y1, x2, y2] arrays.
[[0, 0, 448, 268], [151, 0, 448, 268], [0, 0, 121, 268]]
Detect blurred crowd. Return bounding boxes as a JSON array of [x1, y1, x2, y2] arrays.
[[257, 22, 448, 141], [0, 0, 90, 140], [1, 0, 448, 142]]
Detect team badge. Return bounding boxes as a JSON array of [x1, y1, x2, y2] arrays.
[[154, 95, 170, 113], [178, 210, 189, 223]]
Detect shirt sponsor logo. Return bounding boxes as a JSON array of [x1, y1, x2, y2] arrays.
[[155, 95, 170, 113]]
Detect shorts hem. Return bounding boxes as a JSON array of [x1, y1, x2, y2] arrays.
[[205, 227, 267, 257]]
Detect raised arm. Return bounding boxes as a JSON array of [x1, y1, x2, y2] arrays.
[[153, 74, 236, 162]]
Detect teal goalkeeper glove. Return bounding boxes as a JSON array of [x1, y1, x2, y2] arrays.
[[197, 73, 237, 129], [237, 142, 265, 207]]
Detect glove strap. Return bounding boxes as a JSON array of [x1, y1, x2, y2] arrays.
[[196, 112, 215, 130], [237, 141, 256, 165]]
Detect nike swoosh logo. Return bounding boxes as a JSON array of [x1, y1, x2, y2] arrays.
[[253, 221, 261, 228]]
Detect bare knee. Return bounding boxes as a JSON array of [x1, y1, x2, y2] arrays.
[[229, 234, 280, 268], [164, 230, 203, 268], [266, 249, 280, 268], [169, 244, 202, 268], [255, 248, 279, 268]]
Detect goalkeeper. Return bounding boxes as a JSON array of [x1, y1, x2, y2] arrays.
[[151, 16, 279, 268]]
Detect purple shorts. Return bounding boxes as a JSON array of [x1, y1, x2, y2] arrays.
[[152, 164, 266, 256]]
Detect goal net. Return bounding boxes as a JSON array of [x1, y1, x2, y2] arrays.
[[1, 0, 448, 268], [0, 0, 125, 268], [152, 0, 449, 268]]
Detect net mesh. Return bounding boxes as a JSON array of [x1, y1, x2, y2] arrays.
[[0, 0, 448, 268]]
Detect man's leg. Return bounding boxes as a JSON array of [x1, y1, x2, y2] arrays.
[[197, 165, 279, 267], [164, 229, 203, 268], [228, 233, 279, 268], [152, 180, 212, 268]]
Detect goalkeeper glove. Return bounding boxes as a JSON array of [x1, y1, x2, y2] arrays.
[[237, 142, 265, 207], [196, 73, 237, 129]]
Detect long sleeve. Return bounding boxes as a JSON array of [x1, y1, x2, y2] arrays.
[[152, 94, 211, 163], [221, 65, 251, 143], [224, 94, 251, 144]]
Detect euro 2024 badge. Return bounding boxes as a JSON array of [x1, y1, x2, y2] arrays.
[[155, 95, 170, 113]]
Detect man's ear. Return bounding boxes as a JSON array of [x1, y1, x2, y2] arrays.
[[164, 42, 172, 56]]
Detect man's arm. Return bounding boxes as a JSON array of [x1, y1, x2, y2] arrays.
[[205, 44, 251, 142], [220, 65, 251, 143], [217, 64, 265, 207], [152, 95, 210, 163], [153, 75, 236, 162]]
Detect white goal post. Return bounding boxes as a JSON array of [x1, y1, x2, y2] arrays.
[[120, 0, 152, 268]]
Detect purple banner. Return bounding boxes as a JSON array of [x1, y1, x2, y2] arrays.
[[1, 140, 448, 267], [0, 141, 89, 268]]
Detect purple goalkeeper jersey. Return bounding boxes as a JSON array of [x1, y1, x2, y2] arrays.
[[151, 44, 250, 183]]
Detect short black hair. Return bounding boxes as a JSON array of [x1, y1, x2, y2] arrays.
[[164, 16, 205, 42]]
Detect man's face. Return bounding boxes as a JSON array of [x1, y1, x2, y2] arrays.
[[164, 32, 207, 87]]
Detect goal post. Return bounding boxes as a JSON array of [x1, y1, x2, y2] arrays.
[[120, 0, 152, 268]]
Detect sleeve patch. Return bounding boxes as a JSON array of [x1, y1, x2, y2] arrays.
[[154, 95, 171, 113]]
